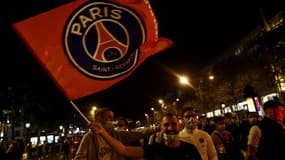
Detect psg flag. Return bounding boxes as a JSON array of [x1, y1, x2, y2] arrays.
[[12, 0, 173, 100]]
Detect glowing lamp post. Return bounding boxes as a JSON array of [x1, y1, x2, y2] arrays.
[[89, 106, 97, 121]]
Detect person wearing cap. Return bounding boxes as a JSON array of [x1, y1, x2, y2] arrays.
[[246, 100, 285, 160]]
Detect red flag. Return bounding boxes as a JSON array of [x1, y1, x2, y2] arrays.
[[12, 0, 173, 100]]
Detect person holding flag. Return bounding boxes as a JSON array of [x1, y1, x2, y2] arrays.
[[89, 112, 202, 160], [74, 107, 155, 160]]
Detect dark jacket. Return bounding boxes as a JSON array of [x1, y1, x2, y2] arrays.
[[257, 117, 285, 160]]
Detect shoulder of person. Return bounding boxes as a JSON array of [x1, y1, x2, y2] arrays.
[[197, 129, 211, 136], [250, 124, 261, 131], [81, 130, 97, 139], [210, 130, 218, 136]]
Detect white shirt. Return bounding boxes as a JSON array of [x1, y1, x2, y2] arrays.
[[247, 125, 261, 148], [179, 128, 218, 160]]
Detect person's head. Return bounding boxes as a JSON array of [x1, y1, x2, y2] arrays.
[[95, 107, 114, 129], [160, 113, 181, 134], [247, 112, 258, 124], [160, 113, 181, 145], [224, 112, 234, 124], [213, 116, 226, 131], [198, 115, 208, 125], [181, 106, 198, 130], [115, 116, 129, 131], [64, 138, 69, 143], [263, 100, 285, 123]]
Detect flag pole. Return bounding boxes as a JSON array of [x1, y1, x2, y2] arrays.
[[70, 101, 90, 124]]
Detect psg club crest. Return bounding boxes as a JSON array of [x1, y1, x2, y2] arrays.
[[63, 0, 145, 79], [13, 0, 172, 100]]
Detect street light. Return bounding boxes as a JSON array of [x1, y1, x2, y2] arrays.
[[158, 99, 168, 112], [24, 122, 31, 160], [59, 125, 65, 136], [145, 113, 150, 126], [25, 123, 30, 129], [90, 106, 97, 121], [209, 75, 214, 80], [150, 107, 155, 123], [25, 123, 30, 141], [179, 75, 190, 86], [177, 75, 193, 111]]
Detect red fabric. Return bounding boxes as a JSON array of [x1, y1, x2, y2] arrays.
[[12, 0, 173, 100]]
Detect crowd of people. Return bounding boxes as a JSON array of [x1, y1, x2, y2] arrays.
[[71, 99, 285, 160], [2, 99, 283, 160], [0, 135, 80, 160]]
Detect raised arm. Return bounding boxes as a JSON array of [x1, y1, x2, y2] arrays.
[[89, 122, 144, 158]]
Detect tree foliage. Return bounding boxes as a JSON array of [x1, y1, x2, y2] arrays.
[[200, 48, 282, 112]]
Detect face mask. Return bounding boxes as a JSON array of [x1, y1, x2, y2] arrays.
[[185, 117, 197, 129], [163, 133, 178, 144], [103, 121, 114, 130]]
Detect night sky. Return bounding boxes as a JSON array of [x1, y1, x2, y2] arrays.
[[1, 1, 284, 124]]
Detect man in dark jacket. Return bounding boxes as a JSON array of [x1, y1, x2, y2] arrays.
[[247, 100, 285, 160]]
